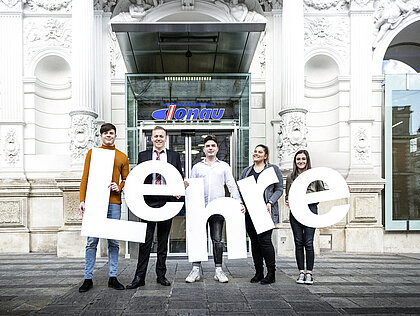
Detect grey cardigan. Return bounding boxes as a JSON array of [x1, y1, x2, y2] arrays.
[[239, 164, 283, 224]]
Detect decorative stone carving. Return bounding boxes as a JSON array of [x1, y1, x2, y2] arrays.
[[277, 109, 308, 164], [25, 0, 72, 12], [271, 0, 282, 10], [0, 201, 21, 225], [353, 0, 370, 6], [3, 129, 20, 166], [24, 18, 72, 70], [111, 0, 266, 22], [259, 0, 274, 11], [258, 31, 266, 76], [94, 0, 116, 12], [354, 127, 370, 162], [63, 192, 83, 225], [372, 0, 420, 48], [109, 26, 122, 77], [352, 195, 377, 222], [304, 0, 349, 11], [129, 0, 156, 19], [181, 0, 194, 10], [69, 110, 99, 163], [0, 0, 20, 8], [305, 17, 349, 65]]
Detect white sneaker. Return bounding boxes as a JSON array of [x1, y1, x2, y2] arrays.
[[214, 268, 228, 283], [185, 267, 200, 283], [296, 272, 305, 284], [305, 273, 313, 285]]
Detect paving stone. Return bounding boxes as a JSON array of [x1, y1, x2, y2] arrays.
[[253, 309, 297, 316], [208, 302, 251, 312], [167, 309, 210, 315], [168, 300, 208, 309], [1, 253, 420, 315], [247, 299, 291, 309]]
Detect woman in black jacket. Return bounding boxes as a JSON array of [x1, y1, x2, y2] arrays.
[[240, 144, 283, 284]]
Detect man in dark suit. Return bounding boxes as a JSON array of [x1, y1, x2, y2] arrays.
[[126, 126, 184, 289]]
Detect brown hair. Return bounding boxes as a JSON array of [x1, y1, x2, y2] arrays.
[[152, 126, 167, 135], [100, 123, 116, 134], [204, 134, 218, 146], [291, 149, 311, 181], [255, 144, 269, 164]]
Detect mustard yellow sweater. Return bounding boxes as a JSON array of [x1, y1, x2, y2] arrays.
[[80, 144, 129, 205]]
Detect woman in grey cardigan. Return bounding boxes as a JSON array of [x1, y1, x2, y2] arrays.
[[239, 145, 283, 284]]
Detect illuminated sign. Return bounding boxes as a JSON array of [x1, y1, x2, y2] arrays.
[[152, 103, 225, 121]]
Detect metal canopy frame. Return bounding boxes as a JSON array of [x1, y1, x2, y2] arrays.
[[111, 22, 266, 74]]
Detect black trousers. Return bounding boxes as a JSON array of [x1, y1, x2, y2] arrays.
[[193, 214, 225, 266], [245, 212, 276, 269], [134, 218, 172, 279], [289, 204, 317, 271]]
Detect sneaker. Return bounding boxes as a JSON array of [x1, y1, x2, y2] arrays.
[[214, 268, 228, 283], [296, 272, 305, 284], [185, 267, 201, 283], [305, 273, 313, 285]]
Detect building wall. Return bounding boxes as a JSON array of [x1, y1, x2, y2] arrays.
[[0, 0, 419, 256]]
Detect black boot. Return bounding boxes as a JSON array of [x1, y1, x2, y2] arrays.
[[260, 267, 275, 285], [79, 279, 93, 292], [108, 277, 125, 290], [250, 266, 264, 283]]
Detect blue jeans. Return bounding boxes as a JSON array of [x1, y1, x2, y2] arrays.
[[84, 203, 121, 279]]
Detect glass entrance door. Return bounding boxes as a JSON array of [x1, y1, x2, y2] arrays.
[[141, 129, 234, 256]]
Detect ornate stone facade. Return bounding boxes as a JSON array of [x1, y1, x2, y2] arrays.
[[354, 127, 370, 163], [0, 201, 21, 225], [303, 0, 349, 11], [24, 17, 72, 70], [373, 0, 420, 47], [24, 0, 72, 12], [3, 129, 20, 166], [69, 110, 99, 163], [109, 26, 121, 78], [94, 0, 116, 12], [0, 0, 20, 8], [277, 109, 308, 166], [305, 16, 349, 67]]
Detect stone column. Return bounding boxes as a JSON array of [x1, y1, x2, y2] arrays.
[[267, 8, 281, 165], [69, 0, 98, 168], [0, 1, 31, 253], [345, 0, 385, 253], [0, 0, 24, 178], [277, 0, 307, 171], [348, 0, 375, 175], [57, 0, 98, 257]]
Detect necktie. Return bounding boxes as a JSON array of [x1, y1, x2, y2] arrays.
[[155, 150, 163, 185]]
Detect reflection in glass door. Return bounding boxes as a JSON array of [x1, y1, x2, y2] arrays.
[[385, 74, 420, 231], [142, 129, 234, 256]]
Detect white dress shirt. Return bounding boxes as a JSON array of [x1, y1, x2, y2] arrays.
[[191, 158, 241, 206], [152, 147, 167, 184]]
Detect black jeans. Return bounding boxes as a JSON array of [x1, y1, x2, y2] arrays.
[[135, 218, 172, 279], [290, 204, 317, 271], [193, 214, 224, 267], [245, 212, 275, 269]]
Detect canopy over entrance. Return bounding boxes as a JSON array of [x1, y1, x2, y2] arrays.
[[111, 22, 265, 73]]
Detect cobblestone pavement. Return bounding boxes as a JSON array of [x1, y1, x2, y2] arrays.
[[0, 253, 419, 315]]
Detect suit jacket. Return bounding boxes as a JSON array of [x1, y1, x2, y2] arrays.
[[138, 149, 184, 208]]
